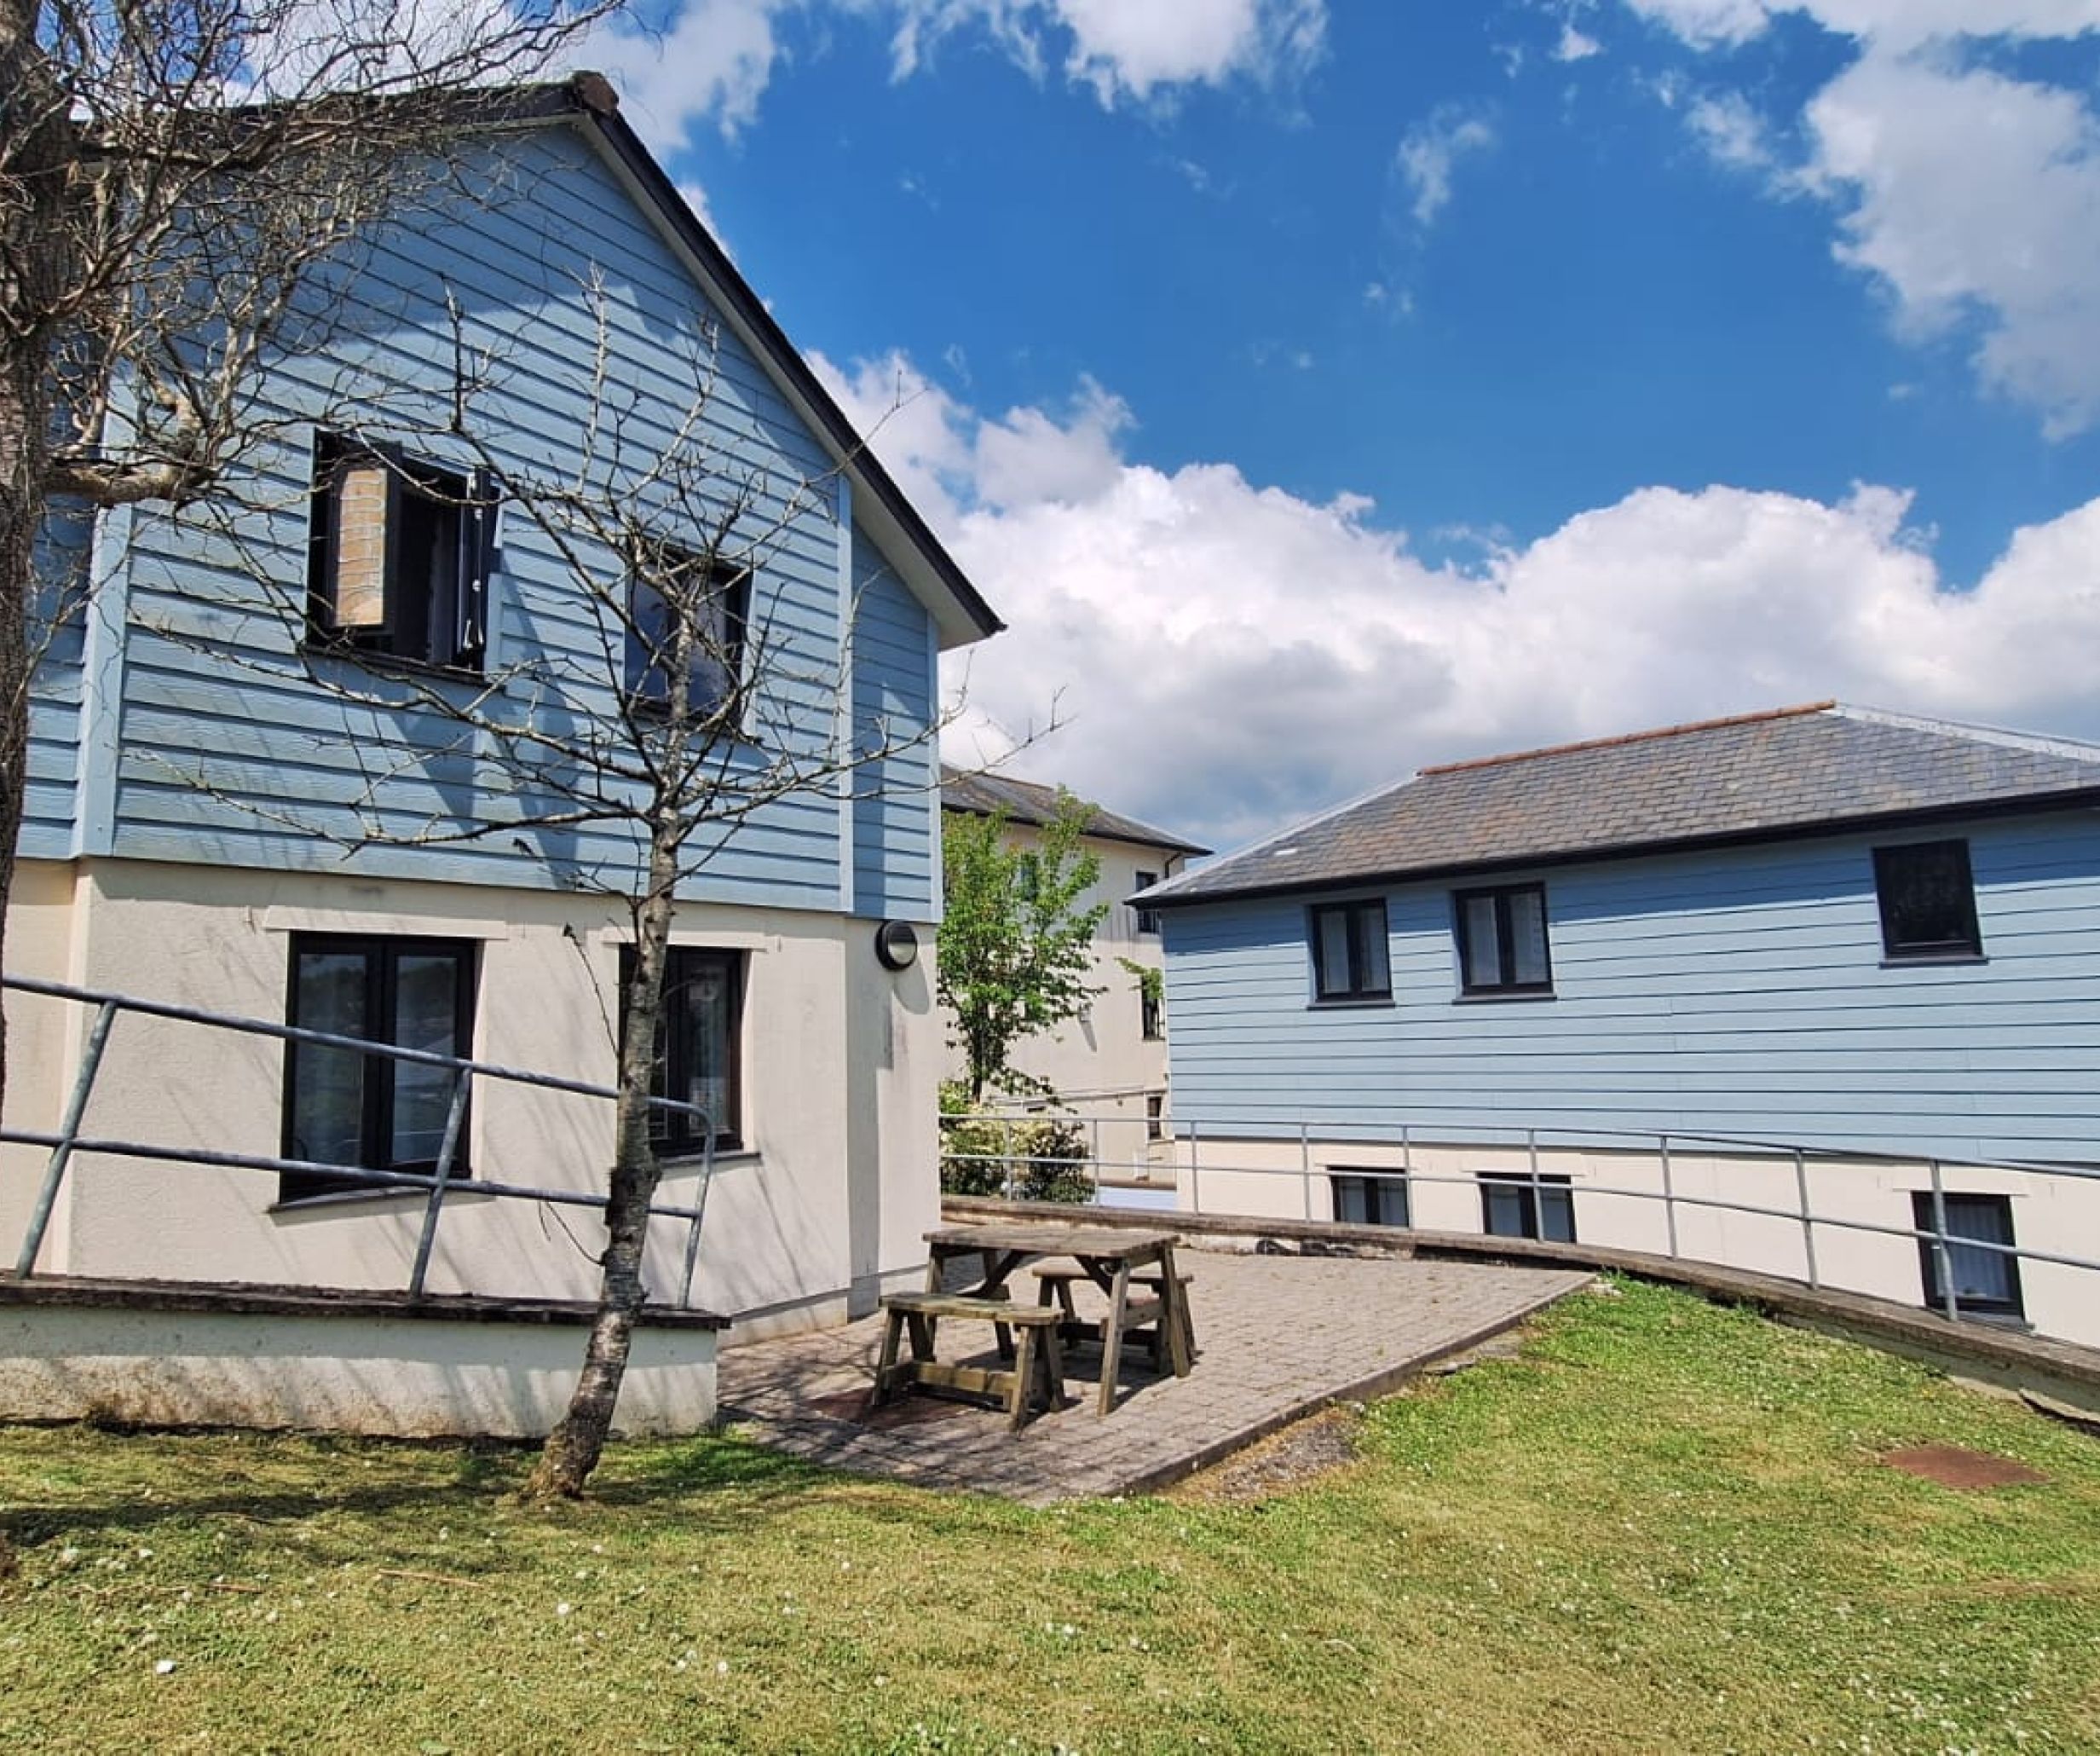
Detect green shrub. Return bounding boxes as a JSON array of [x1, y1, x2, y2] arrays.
[[938, 1083, 1094, 1204]]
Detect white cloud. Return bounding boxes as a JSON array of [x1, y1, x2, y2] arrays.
[[588, 0, 791, 151], [1633, 2, 2100, 434], [827, 353, 2100, 850], [882, 0, 1327, 106], [1397, 107, 1498, 228], [1555, 22, 1605, 59]]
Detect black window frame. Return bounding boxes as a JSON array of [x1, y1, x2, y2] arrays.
[[623, 540, 752, 724], [620, 945, 746, 1158], [1308, 898, 1393, 1003], [1330, 1170, 1411, 1228], [1453, 881, 1555, 997], [1134, 870, 1162, 937], [306, 431, 496, 673], [1480, 1170, 1576, 1242], [1139, 980, 1164, 1041], [1873, 839, 1984, 962], [280, 933, 478, 1204], [1145, 1092, 1165, 1142], [1912, 1191, 2023, 1320]]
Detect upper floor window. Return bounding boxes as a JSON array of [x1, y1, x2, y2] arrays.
[[624, 542, 750, 721], [308, 433, 495, 672], [1134, 870, 1161, 936], [623, 946, 745, 1158], [1455, 882, 1553, 996], [1874, 840, 1982, 961], [1310, 898, 1391, 1003], [281, 933, 477, 1203]]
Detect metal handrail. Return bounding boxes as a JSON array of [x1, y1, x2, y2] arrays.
[[2, 974, 730, 1308], [938, 1102, 2100, 1335]]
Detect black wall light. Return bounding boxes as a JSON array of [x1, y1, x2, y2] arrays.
[[874, 919, 920, 971]]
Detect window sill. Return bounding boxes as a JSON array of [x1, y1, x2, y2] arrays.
[[1880, 953, 1988, 968], [299, 641, 486, 688], [655, 1146, 755, 1170], [269, 1185, 495, 1217], [1453, 989, 1558, 1004], [1306, 996, 1394, 1011]]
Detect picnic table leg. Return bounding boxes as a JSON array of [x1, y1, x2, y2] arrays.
[[1008, 1322, 1039, 1430], [874, 1305, 907, 1404], [1160, 1245, 1194, 1378], [1095, 1259, 1134, 1416]]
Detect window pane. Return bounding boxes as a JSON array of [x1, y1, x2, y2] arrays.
[[626, 581, 671, 703], [1509, 890, 1549, 986], [1945, 1196, 2016, 1305], [669, 956, 734, 1139], [1463, 896, 1501, 988], [291, 952, 368, 1166], [1354, 904, 1391, 995], [390, 952, 464, 1166], [1878, 841, 1979, 953], [1483, 1179, 1528, 1239], [1318, 909, 1353, 996], [1538, 1183, 1577, 1243], [1334, 1176, 1369, 1224]]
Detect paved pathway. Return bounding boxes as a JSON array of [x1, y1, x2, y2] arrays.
[[716, 1249, 1591, 1505]]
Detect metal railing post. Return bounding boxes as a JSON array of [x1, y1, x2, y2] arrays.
[[1092, 1112, 1101, 1186], [16, 1000, 120, 1277], [1927, 1159, 1959, 1320], [1659, 1133, 1679, 1259], [678, 1133, 717, 1309], [1793, 1147, 1820, 1289], [1301, 1119, 1313, 1221], [1527, 1126, 1543, 1229], [1188, 1121, 1202, 1216], [407, 1068, 474, 1300]]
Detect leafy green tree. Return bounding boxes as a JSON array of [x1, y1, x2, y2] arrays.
[[938, 791, 1108, 1103]]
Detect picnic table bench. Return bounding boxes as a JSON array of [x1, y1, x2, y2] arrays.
[[872, 1222, 1196, 1425]]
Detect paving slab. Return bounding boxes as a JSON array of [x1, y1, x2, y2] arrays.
[[715, 1249, 1590, 1505]]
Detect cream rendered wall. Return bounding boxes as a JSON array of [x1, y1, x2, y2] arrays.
[[943, 821, 1180, 1178], [4, 858, 940, 1340], [0, 860, 88, 1265], [1163, 1133, 2100, 1349]]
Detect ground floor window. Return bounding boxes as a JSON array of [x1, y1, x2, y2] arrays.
[[624, 946, 745, 1157], [1331, 1171, 1410, 1227], [281, 934, 477, 1201], [1480, 1170, 1575, 1242], [1145, 1092, 1165, 1141], [1912, 1192, 2022, 1320]]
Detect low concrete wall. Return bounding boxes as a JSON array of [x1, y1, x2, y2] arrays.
[[0, 1277, 722, 1438]]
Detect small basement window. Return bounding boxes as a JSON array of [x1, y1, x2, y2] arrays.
[[308, 432, 496, 672], [1480, 1170, 1575, 1242], [1912, 1191, 2022, 1320], [1874, 840, 1983, 960], [1331, 1171, 1410, 1227]]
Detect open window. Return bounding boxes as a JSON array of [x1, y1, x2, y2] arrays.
[[307, 432, 497, 672], [624, 541, 750, 720]]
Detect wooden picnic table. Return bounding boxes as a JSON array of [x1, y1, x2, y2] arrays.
[[919, 1222, 1196, 1416]]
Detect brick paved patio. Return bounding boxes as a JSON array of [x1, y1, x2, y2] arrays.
[[715, 1248, 1591, 1504]]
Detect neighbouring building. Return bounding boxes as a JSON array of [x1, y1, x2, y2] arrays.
[[1134, 702, 2100, 1345], [939, 768, 1206, 1177], [3, 75, 1003, 1435]]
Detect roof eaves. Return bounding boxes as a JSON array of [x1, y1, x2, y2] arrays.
[[1142, 784, 2100, 910]]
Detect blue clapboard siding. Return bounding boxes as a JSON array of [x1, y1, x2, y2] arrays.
[[1162, 812, 2100, 1164], [79, 125, 940, 913], [849, 525, 938, 919], [21, 502, 95, 858]]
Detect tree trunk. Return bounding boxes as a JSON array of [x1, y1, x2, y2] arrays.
[[524, 833, 680, 1499], [0, 356, 42, 1111]]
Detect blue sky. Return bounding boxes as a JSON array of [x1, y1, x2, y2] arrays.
[[591, 1, 2100, 850]]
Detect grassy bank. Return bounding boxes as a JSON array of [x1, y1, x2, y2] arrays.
[[3, 1279, 2097, 1753]]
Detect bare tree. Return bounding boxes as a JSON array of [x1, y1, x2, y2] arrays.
[[147, 280, 974, 1498], [0, 0, 617, 1105]]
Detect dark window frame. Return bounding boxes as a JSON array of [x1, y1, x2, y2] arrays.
[[1330, 1170, 1411, 1228], [620, 945, 747, 1158], [1480, 1170, 1576, 1242], [1145, 1092, 1165, 1142], [1453, 881, 1555, 996], [1139, 980, 1164, 1041], [280, 933, 478, 1204], [1873, 839, 1984, 961], [623, 540, 752, 724], [1912, 1191, 2023, 1320], [1134, 870, 1161, 937], [1308, 898, 1393, 1003], [306, 430, 496, 674]]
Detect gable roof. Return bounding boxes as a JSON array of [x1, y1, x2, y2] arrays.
[[1139, 702, 2100, 909], [498, 74, 1001, 652], [941, 766, 1209, 857]]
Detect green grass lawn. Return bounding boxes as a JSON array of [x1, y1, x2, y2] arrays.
[[3, 1279, 2097, 1754]]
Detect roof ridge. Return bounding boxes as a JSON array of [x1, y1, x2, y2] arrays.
[[1416, 702, 1838, 778]]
